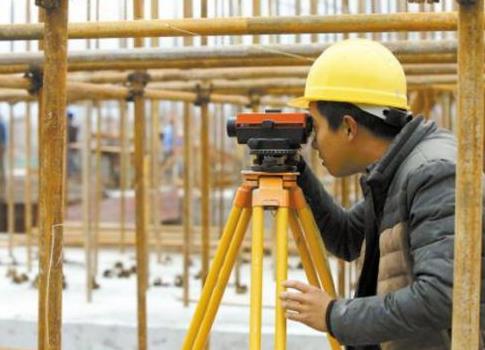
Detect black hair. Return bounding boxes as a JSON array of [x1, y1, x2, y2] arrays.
[[316, 101, 402, 139]]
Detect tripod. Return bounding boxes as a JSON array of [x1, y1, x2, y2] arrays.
[[182, 170, 341, 350]]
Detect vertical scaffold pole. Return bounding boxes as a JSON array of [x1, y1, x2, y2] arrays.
[[36, 0, 69, 349], [199, 86, 211, 285], [452, 1, 484, 349], [82, 101, 93, 303], [133, 1, 148, 349], [24, 0, 33, 273], [182, 0, 193, 308], [200, 0, 210, 290], [150, 0, 163, 263], [252, 0, 260, 44], [7, 103, 15, 262]]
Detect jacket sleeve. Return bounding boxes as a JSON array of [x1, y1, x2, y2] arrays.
[[297, 161, 365, 262], [329, 160, 459, 345]]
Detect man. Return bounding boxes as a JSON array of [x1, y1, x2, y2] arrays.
[[67, 111, 79, 177], [280, 39, 485, 349], [161, 117, 175, 161], [0, 115, 6, 196]]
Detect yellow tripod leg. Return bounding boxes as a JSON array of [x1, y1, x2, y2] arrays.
[[297, 206, 342, 350], [182, 204, 244, 350], [295, 208, 342, 350], [297, 206, 337, 296], [250, 206, 264, 350], [192, 208, 252, 349], [290, 187, 341, 350], [275, 207, 289, 350], [288, 211, 319, 287]]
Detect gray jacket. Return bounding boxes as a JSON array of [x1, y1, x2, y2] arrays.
[[297, 117, 485, 349]]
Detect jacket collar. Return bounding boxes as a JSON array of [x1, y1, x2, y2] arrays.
[[363, 117, 437, 191]]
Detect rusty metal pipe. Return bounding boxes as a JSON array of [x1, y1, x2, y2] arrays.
[[0, 40, 460, 67], [37, 1, 69, 349], [0, 55, 462, 74], [0, 12, 462, 41], [452, 1, 484, 349]]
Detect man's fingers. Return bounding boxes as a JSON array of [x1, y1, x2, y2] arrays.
[[286, 311, 306, 323], [282, 300, 304, 313], [280, 291, 306, 303], [284, 280, 312, 293]]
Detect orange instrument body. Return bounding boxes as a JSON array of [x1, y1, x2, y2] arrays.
[[235, 112, 310, 126], [227, 110, 312, 149]]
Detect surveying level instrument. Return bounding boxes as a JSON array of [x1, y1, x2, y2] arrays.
[[182, 110, 341, 350], [226, 109, 313, 172]]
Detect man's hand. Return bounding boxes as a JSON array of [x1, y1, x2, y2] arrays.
[[280, 280, 333, 332]]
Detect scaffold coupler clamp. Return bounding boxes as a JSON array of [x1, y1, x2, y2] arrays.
[[24, 65, 44, 96], [35, 0, 61, 9], [455, 0, 476, 4], [407, 0, 440, 3], [194, 83, 211, 106], [126, 71, 150, 102], [247, 89, 262, 110]]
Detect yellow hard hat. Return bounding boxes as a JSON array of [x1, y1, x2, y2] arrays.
[[289, 39, 409, 110]]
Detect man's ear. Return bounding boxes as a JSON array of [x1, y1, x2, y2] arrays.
[[342, 115, 358, 141]]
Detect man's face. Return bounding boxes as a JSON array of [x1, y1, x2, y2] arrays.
[[309, 102, 355, 177]]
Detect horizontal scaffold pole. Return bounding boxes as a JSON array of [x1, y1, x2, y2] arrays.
[[0, 40, 460, 67], [0, 12, 462, 41], [0, 80, 288, 106], [0, 75, 473, 101], [65, 64, 463, 84], [0, 64, 466, 89]]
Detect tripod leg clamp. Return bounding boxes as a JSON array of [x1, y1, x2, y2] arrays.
[[290, 187, 308, 210], [233, 184, 252, 208]]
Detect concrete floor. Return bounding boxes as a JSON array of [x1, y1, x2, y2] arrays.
[[0, 246, 334, 350]]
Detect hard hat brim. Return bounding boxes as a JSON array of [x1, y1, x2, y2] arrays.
[[288, 92, 410, 111], [288, 96, 310, 109]]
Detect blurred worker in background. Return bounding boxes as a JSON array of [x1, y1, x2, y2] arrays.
[[67, 111, 79, 178], [280, 39, 485, 350], [161, 117, 175, 162], [160, 117, 178, 182], [0, 115, 6, 196]]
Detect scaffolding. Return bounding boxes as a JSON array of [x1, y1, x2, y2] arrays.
[[0, 1, 482, 350]]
